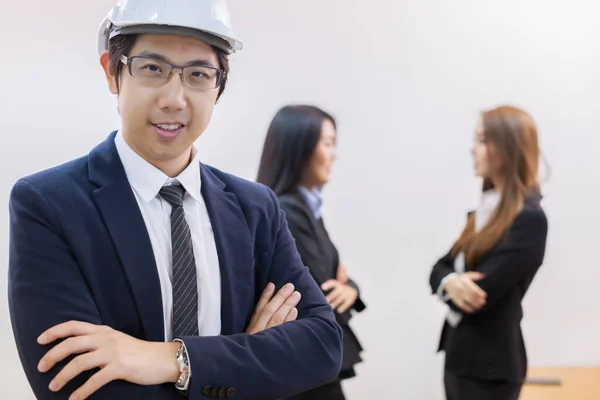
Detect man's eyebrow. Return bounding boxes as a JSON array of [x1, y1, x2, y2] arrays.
[[136, 51, 218, 68]]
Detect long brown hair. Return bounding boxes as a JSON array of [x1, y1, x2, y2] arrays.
[[452, 106, 541, 265]]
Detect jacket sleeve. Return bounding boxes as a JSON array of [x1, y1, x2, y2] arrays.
[[182, 188, 343, 400], [8, 179, 177, 399], [468, 208, 548, 315], [429, 249, 456, 296]]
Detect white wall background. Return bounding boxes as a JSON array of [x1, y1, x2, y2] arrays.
[[1, 1, 599, 399]]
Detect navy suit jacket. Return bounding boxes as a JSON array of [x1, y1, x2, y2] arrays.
[[8, 132, 342, 400]]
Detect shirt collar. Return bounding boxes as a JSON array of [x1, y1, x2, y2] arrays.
[[481, 188, 501, 206], [298, 186, 323, 219], [114, 130, 202, 203]]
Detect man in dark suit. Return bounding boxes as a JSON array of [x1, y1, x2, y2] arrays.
[[7, 1, 342, 399]]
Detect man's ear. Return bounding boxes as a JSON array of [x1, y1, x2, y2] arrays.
[[100, 51, 119, 95]]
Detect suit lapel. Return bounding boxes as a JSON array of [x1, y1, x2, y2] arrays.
[[89, 132, 165, 342], [290, 192, 330, 254], [200, 164, 254, 335]]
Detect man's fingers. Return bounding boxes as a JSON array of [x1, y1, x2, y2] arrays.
[[256, 282, 276, 312], [38, 321, 101, 345], [248, 282, 275, 328], [284, 307, 298, 323], [254, 283, 295, 329], [49, 351, 107, 392], [38, 336, 97, 373], [70, 365, 117, 400], [267, 291, 301, 329]]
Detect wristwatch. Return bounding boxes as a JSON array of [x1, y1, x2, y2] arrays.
[[173, 339, 191, 392]]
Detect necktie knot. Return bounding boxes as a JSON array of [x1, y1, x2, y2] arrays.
[[160, 185, 186, 208]]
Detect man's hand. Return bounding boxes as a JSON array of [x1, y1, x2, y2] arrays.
[[444, 271, 487, 313], [35, 283, 301, 399], [245, 282, 301, 334], [37, 321, 181, 400], [321, 280, 358, 314]]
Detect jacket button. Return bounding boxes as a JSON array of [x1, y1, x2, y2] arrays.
[[202, 385, 212, 396], [227, 388, 236, 398], [218, 388, 227, 398], [211, 387, 220, 397]]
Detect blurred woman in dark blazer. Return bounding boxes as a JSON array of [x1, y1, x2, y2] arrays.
[[257, 105, 366, 400], [430, 105, 548, 400]]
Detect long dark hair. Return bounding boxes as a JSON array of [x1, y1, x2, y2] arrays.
[[452, 105, 541, 265], [256, 105, 336, 195]]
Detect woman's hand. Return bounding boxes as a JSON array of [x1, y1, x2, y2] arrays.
[[444, 272, 487, 313], [321, 280, 358, 314]]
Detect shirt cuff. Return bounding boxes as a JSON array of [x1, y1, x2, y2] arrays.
[[437, 272, 457, 301]]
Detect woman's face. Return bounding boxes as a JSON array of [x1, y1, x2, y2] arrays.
[[471, 121, 494, 179], [305, 119, 337, 189]]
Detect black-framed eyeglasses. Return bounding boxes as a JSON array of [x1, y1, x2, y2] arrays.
[[120, 55, 224, 90]]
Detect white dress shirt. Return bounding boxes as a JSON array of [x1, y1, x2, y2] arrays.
[[114, 131, 221, 341], [438, 189, 501, 327]]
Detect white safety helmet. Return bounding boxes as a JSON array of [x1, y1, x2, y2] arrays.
[[97, 0, 243, 55]]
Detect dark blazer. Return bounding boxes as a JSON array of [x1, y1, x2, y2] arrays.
[[429, 194, 548, 382], [278, 192, 366, 379], [8, 131, 343, 400]]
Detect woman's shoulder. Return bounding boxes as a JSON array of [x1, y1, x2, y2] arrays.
[[511, 195, 548, 236], [277, 193, 313, 221], [277, 192, 304, 210], [521, 194, 546, 220]]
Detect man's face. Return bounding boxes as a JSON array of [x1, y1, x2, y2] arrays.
[[101, 34, 221, 171]]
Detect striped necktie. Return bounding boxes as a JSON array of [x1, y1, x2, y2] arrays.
[[159, 184, 199, 338]]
